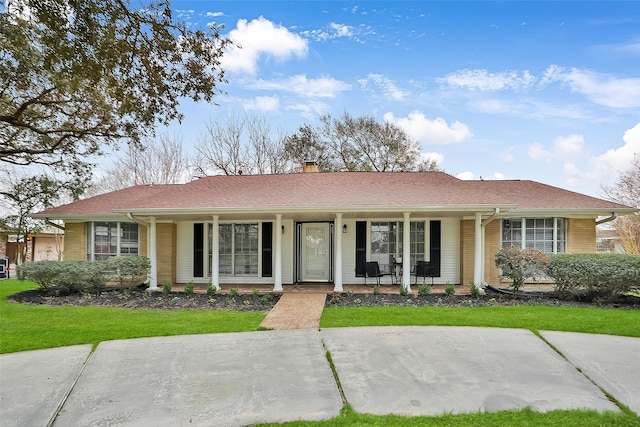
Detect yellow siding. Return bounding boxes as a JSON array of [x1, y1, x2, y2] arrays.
[[63, 223, 86, 261], [567, 218, 596, 253], [156, 223, 177, 284], [460, 220, 475, 286], [484, 220, 502, 285]]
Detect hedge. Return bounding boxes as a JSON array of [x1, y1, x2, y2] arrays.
[[546, 253, 640, 300]]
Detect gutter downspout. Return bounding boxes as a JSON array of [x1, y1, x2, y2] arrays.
[[475, 208, 500, 294], [596, 213, 617, 226], [45, 218, 65, 231], [127, 213, 156, 290]]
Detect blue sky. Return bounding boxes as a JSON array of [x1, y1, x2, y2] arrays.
[[163, 1, 640, 198]]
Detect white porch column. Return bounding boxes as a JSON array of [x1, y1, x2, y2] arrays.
[[211, 215, 220, 290], [274, 214, 283, 292], [474, 212, 483, 286], [334, 213, 343, 293], [148, 216, 158, 291], [402, 212, 411, 293]]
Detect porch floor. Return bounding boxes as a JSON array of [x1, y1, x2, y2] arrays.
[[171, 283, 472, 296]]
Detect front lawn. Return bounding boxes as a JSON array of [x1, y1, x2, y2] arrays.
[[0, 280, 266, 354], [320, 304, 640, 337]]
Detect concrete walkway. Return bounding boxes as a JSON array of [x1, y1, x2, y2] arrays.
[[259, 292, 326, 330], [2, 328, 639, 426]]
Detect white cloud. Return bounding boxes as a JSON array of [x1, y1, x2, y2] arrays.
[[554, 134, 585, 158], [456, 171, 476, 180], [437, 69, 536, 91], [287, 101, 330, 118], [242, 96, 279, 112], [540, 65, 640, 108], [562, 122, 640, 189], [251, 75, 351, 98], [421, 151, 444, 165], [383, 111, 473, 144], [500, 152, 515, 162], [301, 22, 362, 42], [597, 122, 640, 172], [528, 142, 552, 162], [223, 16, 308, 74], [492, 172, 506, 180], [205, 11, 224, 17], [358, 73, 409, 101]]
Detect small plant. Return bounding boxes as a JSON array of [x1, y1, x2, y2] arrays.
[[184, 281, 194, 295], [469, 281, 481, 299], [372, 284, 381, 295], [229, 287, 240, 297], [243, 299, 251, 305], [208, 297, 217, 303], [252, 288, 260, 296], [399, 284, 409, 296], [445, 282, 456, 296], [418, 282, 431, 296], [345, 287, 355, 295], [259, 295, 273, 305], [206, 280, 217, 296], [495, 246, 549, 295], [353, 298, 362, 304], [162, 280, 172, 295]]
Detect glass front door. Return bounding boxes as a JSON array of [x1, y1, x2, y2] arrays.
[[298, 222, 332, 282]]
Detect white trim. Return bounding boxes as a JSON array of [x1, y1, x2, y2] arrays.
[[334, 213, 343, 292], [274, 214, 283, 292], [149, 217, 158, 290], [211, 216, 220, 290], [402, 212, 411, 292]]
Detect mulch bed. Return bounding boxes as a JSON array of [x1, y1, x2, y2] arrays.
[[7, 287, 640, 311], [325, 289, 640, 310], [8, 288, 281, 311]]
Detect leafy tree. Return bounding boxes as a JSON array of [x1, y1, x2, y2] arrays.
[[0, 0, 230, 198], [495, 246, 549, 295], [283, 113, 440, 172], [0, 172, 83, 263], [602, 157, 640, 254]]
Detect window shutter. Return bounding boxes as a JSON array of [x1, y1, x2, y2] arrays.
[[262, 222, 273, 277], [355, 221, 367, 277], [193, 223, 204, 277], [429, 220, 441, 277]]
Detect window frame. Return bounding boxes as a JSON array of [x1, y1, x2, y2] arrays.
[[208, 222, 260, 277], [86, 221, 139, 261], [370, 220, 426, 267], [501, 217, 566, 254]]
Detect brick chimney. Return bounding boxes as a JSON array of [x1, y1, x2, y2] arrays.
[[302, 160, 319, 173]]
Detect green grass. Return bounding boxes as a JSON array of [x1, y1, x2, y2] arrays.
[[255, 404, 639, 427], [321, 304, 640, 337], [0, 280, 266, 354], [3, 280, 639, 426]]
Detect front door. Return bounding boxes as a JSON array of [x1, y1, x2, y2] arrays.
[[297, 222, 332, 282]]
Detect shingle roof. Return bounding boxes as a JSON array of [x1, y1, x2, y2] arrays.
[[35, 171, 633, 218]]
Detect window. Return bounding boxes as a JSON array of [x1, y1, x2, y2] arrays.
[[209, 223, 259, 276], [370, 221, 425, 267], [502, 218, 566, 253], [87, 222, 139, 260]]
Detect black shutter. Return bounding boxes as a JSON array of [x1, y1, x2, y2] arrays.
[[355, 221, 367, 277], [193, 223, 204, 277], [429, 220, 441, 277], [262, 222, 273, 277]]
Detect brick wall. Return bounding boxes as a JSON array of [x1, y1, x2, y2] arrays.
[[484, 220, 502, 285], [567, 218, 596, 253], [460, 219, 475, 286], [156, 223, 176, 284], [64, 223, 87, 261]]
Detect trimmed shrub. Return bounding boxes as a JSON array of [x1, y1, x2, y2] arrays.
[[206, 280, 217, 296], [495, 247, 549, 294], [445, 282, 456, 296], [107, 256, 150, 294], [418, 282, 431, 296], [18, 260, 107, 295], [184, 281, 195, 295], [162, 280, 172, 295], [547, 253, 640, 301]]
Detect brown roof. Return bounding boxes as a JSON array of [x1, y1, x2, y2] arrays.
[[35, 172, 633, 218]]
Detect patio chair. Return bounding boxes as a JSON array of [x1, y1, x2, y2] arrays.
[[414, 260, 436, 285], [365, 261, 389, 286]]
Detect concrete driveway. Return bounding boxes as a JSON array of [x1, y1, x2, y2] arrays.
[[1, 327, 638, 426]]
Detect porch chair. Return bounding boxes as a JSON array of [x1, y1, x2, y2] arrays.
[[365, 261, 392, 286], [414, 260, 436, 285]]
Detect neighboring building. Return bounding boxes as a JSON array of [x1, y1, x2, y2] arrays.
[[596, 228, 626, 253], [33, 169, 636, 292], [1, 226, 64, 267]]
